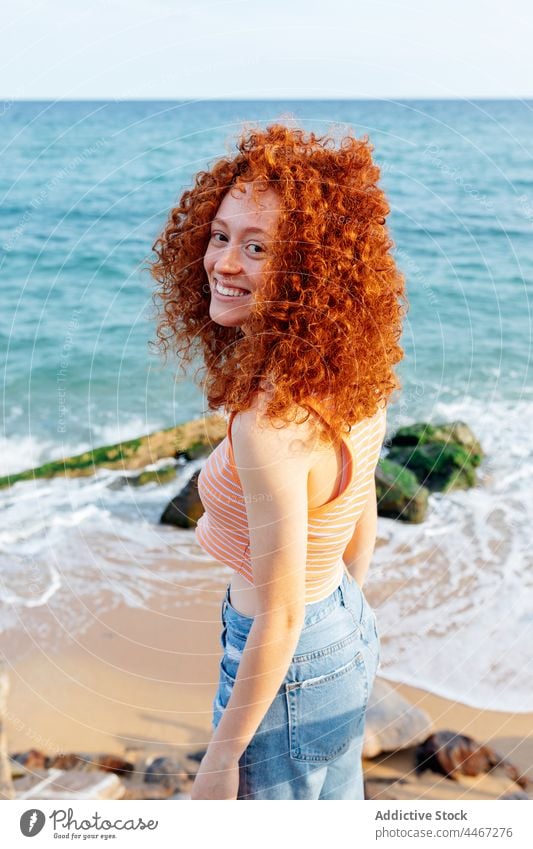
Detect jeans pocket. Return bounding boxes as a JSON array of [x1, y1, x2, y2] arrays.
[[285, 650, 368, 763]]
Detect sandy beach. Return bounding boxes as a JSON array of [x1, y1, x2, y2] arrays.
[[2, 561, 531, 801]]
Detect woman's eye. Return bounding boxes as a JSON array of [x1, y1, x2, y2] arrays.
[[209, 233, 264, 254]]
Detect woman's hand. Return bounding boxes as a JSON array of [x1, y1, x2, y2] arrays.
[[190, 749, 240, 800]]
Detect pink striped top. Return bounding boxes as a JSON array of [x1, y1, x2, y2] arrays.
[[195, 398, 387, 603]]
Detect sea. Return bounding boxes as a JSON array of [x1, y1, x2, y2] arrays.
[[1, 99, 532, 712]]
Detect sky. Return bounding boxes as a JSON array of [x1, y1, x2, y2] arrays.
[[1, 0, 532, 100]]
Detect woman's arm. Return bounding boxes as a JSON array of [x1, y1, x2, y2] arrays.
[[342, 476, 378, 588], [192, 398, 315, 797]]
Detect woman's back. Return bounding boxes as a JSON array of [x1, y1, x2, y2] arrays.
[[195, 396, 387, 606]]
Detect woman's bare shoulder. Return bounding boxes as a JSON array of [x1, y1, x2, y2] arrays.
[[231, 388, 320, 461]]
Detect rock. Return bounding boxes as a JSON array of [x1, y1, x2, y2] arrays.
[[14, 750, 135, 779], [375, 458, 429, 522], [414, 730, 530, 788], [185, 748, 208, 763], [160, 471, 204, 528], [386, 421, 484, 494], [391, 421, 483, 459], [387, 443, 478, 492], [17, 768, 125, 800], [9, 761, 28, 780], [0, 414, 227, 489], [92, 754, 135, 776], [48, 753, 87, 770], [363, 679, 434, 758], [110, 466, 178, 489], [182, 441, 217, 461], [144, 756, 189, 790], [10, 748, 49, 770]]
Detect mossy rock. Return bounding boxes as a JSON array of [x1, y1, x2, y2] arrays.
[[135, 467, 178, 486], [173, 417, 228, 460], [110, 466, 178, 489], [376, 457, 429, 523], [384, 420, 483, 494], [0, 414, 228, 490], [390, 421, 483, 463], [386, 442, 478, 493], [183, 440, 216, 461]]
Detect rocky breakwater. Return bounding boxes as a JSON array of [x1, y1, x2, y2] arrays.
[[0, 414, 228, 490]]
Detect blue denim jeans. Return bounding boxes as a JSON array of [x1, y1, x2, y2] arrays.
[[211, 570, 380, 799]]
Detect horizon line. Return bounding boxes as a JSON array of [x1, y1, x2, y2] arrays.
[[3, 96, 533, 103]]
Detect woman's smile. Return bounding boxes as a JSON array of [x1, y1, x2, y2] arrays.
[[213, 278, 252, 298]]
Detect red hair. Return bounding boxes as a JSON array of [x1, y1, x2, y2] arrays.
[[150, 122, 408, 445]]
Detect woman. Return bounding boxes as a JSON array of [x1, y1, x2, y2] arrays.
[[151, 123, 407, 799]]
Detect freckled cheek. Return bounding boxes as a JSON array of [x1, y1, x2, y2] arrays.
[[250, 268, 268, 289]]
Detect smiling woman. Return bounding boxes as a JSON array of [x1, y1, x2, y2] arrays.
[[150, 122, 407, 800], [203, 182, 280, 323]]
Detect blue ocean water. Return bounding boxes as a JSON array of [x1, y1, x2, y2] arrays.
[[1, 100, 532, 710]]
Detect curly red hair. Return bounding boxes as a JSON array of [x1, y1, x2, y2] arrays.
[[150, 122, 407, 445]]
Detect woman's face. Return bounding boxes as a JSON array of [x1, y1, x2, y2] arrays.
[[203, 181, 280, 331]]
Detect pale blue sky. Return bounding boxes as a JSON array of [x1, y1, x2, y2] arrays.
[[2, 0, 532, 99]]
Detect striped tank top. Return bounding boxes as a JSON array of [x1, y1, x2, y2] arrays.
[[195, 397, 387, 603]]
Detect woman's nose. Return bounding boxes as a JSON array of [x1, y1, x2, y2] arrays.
[[214, 243, 242, 274]]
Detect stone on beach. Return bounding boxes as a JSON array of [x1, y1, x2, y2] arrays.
[[11, 748, 134, 776], [144, 755, 190, 789], [16, 768, 126, 800], [375, 458, 429, 523], [109, 466, 178, 488], [385, 420, 484, 493], [160, 470, 203, 528], [363, 678, 434, 758], [414, 730, 530, 790], [10, 746, 195, 800], [87, 754, 135, 775]]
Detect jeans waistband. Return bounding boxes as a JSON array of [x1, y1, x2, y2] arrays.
[[222, 569, 367, 635]]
